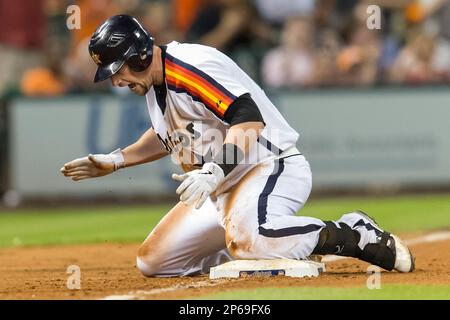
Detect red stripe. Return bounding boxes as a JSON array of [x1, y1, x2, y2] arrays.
[[166, 71, 220, 109], [167, 78, 224, 117], [165, 59, 230, 103], [166, 75, 224, 114], [166, 76, 226, 117], [165, 59, 233, 105]]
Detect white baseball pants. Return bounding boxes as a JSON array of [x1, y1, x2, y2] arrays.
[[137, 154, 380, 277]]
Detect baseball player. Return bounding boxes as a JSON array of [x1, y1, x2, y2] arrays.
[[61, 15, 414, 276]]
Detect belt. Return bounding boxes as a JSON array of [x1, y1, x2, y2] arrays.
[[274, 146, 302, 160]]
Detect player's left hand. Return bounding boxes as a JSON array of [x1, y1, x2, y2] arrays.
[[60, 149, 125, 181], [172, 162, 225, 209]]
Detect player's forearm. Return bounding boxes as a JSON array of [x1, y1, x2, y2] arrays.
[[121, 128, 169, 167], [213, 94, 265, 175], [173, 121, 264, 209], [213, 121, 264, 176], [224, 121, 264, 154]]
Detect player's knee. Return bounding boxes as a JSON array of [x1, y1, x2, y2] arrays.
[[136, 255, 160, 277], [136, 245, 162, 277]]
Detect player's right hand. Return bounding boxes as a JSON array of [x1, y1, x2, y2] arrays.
[[60, 149, 125, 181]]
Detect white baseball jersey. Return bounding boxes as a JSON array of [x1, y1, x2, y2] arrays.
[[145, 41, 299, 194], [137, 42, 388, 277]]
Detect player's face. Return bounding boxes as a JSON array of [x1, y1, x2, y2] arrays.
[[110, 64, 151, 96]]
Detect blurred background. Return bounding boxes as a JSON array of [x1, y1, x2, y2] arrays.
[[2, 0, 450, 208]]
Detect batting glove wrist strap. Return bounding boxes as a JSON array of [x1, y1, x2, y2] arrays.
[[202, 162, 225, 183], [109, 148, 125, 171], [213, 143, 244, 176]]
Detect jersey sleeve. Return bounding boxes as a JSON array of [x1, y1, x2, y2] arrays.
[[165, 43, 250, 120]]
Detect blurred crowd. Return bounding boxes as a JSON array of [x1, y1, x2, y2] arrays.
[[1, 0, 450, 97]]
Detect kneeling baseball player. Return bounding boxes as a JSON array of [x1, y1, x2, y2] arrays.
[[61, 15, 415, 276]]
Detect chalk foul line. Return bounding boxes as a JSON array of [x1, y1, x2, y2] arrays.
[[102, 230, 450, 299], [102, 280, 226, 300]]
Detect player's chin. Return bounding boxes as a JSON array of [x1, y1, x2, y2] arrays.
[[134, 90, 146, 96]]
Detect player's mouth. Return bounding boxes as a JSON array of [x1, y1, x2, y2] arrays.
[[128, 83, 149, 95]]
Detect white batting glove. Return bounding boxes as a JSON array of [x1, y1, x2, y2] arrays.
[[172, 162, 225, 209], [60, 149, 125, 181]]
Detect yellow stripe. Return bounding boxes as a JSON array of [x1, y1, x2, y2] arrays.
[[166, 68, 229, 112]]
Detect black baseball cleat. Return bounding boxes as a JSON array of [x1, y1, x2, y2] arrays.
[[313, 210, 415, 272], [354, 210, 415, 273]]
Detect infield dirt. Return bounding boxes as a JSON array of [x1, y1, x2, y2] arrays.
[[1, 235, 449, 299]]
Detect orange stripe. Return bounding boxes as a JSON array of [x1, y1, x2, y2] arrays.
[[165, 59, 232, 104], [165, 59, 233, 106], [166, 71, 226, 114], [166, 76, 226, 117]]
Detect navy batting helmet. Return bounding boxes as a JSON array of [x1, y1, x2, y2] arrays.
[[88, 15, 154, 83]]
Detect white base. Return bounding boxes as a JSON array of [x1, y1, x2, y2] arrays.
[[209, 259, 325, 279]]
